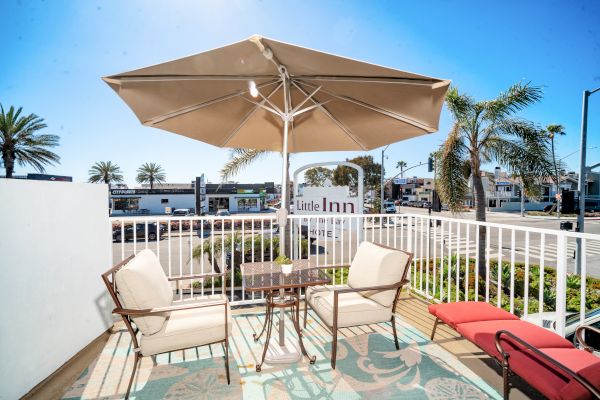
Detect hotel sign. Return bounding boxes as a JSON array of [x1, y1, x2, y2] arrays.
[[293, 161, 364, 241], [295, 186, 359, 239]]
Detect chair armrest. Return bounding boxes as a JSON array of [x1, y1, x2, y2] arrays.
[[333, 279, 409, 295], [575, 325, 600, 353], [168, 272, 225, 281], [312, 264, 349, 270], [113, 299, 227, 317], [495, 330, 600, 398]]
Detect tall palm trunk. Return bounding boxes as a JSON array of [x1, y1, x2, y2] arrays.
[[3, 152, 14, 178], [471, 155, 487, 278]]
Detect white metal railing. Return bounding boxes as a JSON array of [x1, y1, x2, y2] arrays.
[[109, 213, 600, 337]]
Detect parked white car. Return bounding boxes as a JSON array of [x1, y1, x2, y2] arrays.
[[523, 308, 600, 351], [172, 208, 193, 216]]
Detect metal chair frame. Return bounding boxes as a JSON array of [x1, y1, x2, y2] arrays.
[[101, 255, 231, 399], [303, 243, 413, 369]]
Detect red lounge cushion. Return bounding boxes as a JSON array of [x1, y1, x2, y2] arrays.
[[506, 348, 600, 400], [428, 303, 440, 316], [429, 301, 519, 328], [456, 320, 574, 359], [560, 362, 600, 400]]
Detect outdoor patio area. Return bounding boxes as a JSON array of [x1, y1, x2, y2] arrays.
[[22, 294, 550, 400]]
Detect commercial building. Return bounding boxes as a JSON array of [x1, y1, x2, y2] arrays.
[[205, 182, 276, 213], [109, 177, 276, 215]]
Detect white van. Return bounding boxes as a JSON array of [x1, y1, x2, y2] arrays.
[[172, 208, 192, 216]]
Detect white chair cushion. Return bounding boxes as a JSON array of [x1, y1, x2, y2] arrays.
[[115, 249, 173, 336], [308, 288, 391, 328], [140, 295, 231, 356], [347, 241, 410, 307]]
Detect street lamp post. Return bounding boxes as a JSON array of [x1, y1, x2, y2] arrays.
[[575, 86, 600, 274], [380, 145, 389, 213]]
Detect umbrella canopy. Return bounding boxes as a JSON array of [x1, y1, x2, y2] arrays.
[[103, 35, 450, 153], [103, 35, 450, 257]]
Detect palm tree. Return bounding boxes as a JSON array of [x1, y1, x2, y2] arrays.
[[0, 104, 60, 178], [438, 83, 551, 277], [545, 124, 566, 217], [220, 149, 271, 182], [88, 161, 124, 186], [136, 162, 166, 189], [220, 148, 291, 204], [396, 160, 407, 178]]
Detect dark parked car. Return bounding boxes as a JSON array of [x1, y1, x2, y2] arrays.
[[113, 223, 165, 242]]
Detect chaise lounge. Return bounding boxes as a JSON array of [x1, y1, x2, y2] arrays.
[[429, 301, 600, 399]]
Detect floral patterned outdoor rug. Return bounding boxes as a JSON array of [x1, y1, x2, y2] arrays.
[[63, 310, 500, 399]]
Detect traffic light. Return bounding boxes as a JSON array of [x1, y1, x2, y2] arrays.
[[427, 157, 434, 172]]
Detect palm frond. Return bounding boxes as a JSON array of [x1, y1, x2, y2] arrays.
[[438, 123, 469, 213], [481, 82, 543, 120], [88, 161, 123, 184], [220, 148, 269, 182], [445, 87, 474, 121], [0, 104, 60, 176]]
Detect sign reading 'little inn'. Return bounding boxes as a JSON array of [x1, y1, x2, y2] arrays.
[[295, 196, 356, 213], [294, 186, 359, 239]]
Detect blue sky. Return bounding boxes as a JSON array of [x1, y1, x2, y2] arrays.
[[2, 0, 599, 186]]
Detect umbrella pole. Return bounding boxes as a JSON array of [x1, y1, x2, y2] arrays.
[[278, 72, 292, 348], [278, 70, 291, 259]]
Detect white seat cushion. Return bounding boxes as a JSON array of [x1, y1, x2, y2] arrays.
[[347, 241, 410, 307], [140, 295, 231, 356], [308, 288, 391, 328], [115, 249, 173, 335]]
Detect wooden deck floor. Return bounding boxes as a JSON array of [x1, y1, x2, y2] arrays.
[[27, 293, 545, 399]]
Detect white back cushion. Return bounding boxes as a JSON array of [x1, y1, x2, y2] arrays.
[[115, 249, 173, 335], [347, 241, 410, 307]]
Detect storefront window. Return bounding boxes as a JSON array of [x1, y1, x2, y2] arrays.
[[237, 198, 258, 211], [113, 197, 140, 211]]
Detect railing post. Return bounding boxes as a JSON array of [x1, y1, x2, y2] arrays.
[[555, 232, 568, 337], [407, 215, 413, 289]]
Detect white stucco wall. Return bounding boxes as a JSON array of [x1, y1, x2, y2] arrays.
[[0, 180, 113, 399]]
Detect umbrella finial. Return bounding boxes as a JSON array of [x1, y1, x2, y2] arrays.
[[249, 35, 265, 52], [249, 35, 273, 61]]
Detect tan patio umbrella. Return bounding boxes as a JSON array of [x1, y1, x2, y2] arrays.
[[103, 34, 450, 253]]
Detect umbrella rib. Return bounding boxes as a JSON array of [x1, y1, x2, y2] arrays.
[[142, 80, 280, 126], [294, 75, 440, 86], [104, 75, 280, 83], [298, 80, 435, 132], [220, 82, 284, 147], [105, 75, 439, 85], [292, 81, 367, 150]]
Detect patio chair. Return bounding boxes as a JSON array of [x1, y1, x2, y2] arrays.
[[101, 249, 231, 399], [305, 241, 412, 369]]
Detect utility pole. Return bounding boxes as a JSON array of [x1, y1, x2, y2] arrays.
[[380, 145, 389, 213], [575, 86, 600, 274]]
